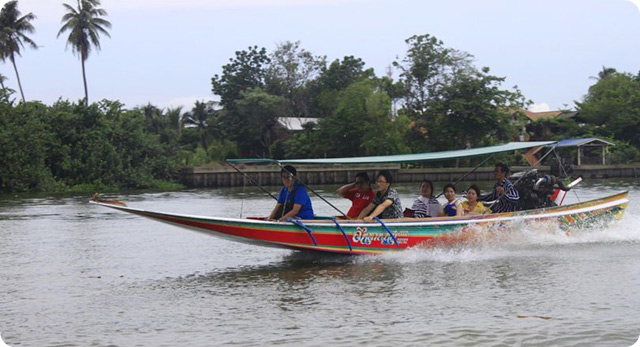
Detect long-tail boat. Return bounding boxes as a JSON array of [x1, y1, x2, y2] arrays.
[[91, 142, 629, 255]]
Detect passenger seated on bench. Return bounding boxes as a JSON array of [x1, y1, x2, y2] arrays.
[[268, 165, 314, 221], [440, 183, 463, 217], [406, 179, 440, 218], [359, 170, 403, 221], [462, 184, 487, 215], [336, 171, 375, 219]]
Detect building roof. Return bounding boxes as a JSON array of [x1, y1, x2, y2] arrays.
[[555, 138, 615, 148], [523, 110, 577, 122], [276, 117, 319, 131]]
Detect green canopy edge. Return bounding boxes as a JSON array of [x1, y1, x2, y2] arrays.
[[226, 141, 557, 165]]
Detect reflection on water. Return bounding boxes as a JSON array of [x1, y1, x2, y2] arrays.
[[1, 181, 639, 346]]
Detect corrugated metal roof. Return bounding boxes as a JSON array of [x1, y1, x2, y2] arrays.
[[277, 117, 319, 131], [523, 110, 577, 122]]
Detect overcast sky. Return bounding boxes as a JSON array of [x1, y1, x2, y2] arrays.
[[3, 0, 640, 112]]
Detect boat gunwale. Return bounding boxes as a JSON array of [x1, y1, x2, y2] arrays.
[[90, 190, 629, 228]]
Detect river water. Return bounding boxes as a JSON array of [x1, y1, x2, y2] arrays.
[[1, 180, 639, 346]]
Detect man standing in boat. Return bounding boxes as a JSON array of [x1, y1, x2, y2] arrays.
[[336, 172, 375, 219], [268, 165, 315, 221], [480, 163, 520, 213]]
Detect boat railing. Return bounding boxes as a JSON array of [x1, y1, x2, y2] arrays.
[[287, 219, 318, 246], [331, 218, 353, 251], [374, 217, 400, 247]]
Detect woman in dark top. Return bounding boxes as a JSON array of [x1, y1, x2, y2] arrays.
[[359, 170, 403, 221]]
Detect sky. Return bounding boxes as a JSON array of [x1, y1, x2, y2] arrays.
[[2, 0, 640, 112]]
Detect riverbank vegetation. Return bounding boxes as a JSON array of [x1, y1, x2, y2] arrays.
[[1, 1, 639, 193]]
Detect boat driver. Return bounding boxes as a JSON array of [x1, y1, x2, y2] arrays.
[[268, 165, 315, 221], [479, 163, 520, 213]]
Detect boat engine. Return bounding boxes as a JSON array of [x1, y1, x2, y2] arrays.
[[510, 169, 570, 210]]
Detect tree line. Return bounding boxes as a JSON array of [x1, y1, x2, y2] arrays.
[[0, 1, 639, 193]]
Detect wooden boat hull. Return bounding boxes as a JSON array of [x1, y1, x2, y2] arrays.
[[91, 191, 629, 255]]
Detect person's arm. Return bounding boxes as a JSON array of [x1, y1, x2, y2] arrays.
[[410, 198, 422, 218], [503, 184, 520, 204], [357, 202, 376, 220], [336, 182, 356, 198], [268, 187, 286, 220], [268, 203, 283, 221], [455, 200, 464, 216], [363, 199, 392, 222], [278, 204, 302, 221], [479, 188, 496, 202]]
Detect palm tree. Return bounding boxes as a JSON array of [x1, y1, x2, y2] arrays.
[[0, 72, 13, 101], [140, 103, 165, 134], [165, 106, 183, 133], [0, 0, 37, 102], [0, 72, 7, 91], [57, 0, 111, 105], [589, 66, 617, 81], [183, 101, 222, 153]]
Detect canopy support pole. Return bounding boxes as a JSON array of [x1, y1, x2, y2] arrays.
[[226, 162, 278, 201], [553, 149, 581, 203], [435, 153, 496, 198]]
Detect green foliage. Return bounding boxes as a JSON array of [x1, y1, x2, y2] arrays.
[[0, 98, 184, 193], [265, 41, 326, 118], [427, 67, 524, 150], [313, 80, 409, 157], [393, 34, 473, 116], [272, 125, 314, 159], [46, 100, 176, 187], [318, 56, 372, 91], [0, 100, 57, 192], [182, 101, 222, 153], [527, 116, 593, 141], [211, 46, 270, 107], [314, 55, 374, 118], [231, 88, 286, 157], [607, 139, 640, 164], [576, 72, 640, 149]]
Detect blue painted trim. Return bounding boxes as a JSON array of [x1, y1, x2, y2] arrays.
[[331, 218, 353, 251], [374, 217, 399, 247], [288, 219, 318, 246]]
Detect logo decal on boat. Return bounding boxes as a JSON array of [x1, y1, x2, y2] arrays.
[[352, 227, 408, 245]]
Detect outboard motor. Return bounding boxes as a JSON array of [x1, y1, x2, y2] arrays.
[[510, 169, 571, 210]]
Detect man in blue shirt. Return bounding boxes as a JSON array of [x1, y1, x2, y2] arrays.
[[268, 165, 314, 221], [480, 163, 520, 213]]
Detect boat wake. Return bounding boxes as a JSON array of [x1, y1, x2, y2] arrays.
[[369, 213, 640, 264]]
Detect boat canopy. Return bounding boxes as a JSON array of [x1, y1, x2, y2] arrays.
[[227, 141, 557, 165]]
